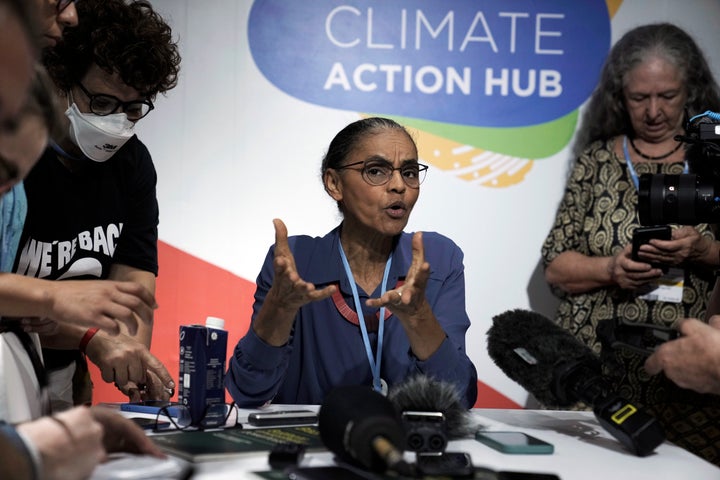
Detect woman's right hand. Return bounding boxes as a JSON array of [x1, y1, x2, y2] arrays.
[[252, 219, 336, 346], [266, 219, 336, 311], [608, 244, 664, 290]]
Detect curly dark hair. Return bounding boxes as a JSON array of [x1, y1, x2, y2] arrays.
[[573, 23, 720, 157], [43, 0, 180, 98]]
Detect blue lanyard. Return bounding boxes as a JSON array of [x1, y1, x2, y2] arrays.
[[623, 135, 687, 190], [338, 239, 392, 394]]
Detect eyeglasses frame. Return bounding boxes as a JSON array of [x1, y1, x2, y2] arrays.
[[335, 160, 428, 188], [153, 402, 242, 432], [75, 81, 154, 120]]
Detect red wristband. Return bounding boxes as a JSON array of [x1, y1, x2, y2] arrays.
[[79, 328, 99, 353]]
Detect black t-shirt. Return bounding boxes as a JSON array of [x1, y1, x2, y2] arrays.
[[14, 136, 159, 368]]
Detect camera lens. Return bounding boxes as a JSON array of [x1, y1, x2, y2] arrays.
[[638, 173, 720, 225]]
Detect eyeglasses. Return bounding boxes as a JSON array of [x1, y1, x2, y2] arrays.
[[56, 0, 77, 13], [153, 402, 242, 432], [336, 160, 428, 188], [76, 82, 154, 121]]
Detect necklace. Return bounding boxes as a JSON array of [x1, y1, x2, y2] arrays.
[[629, 137, 682, 161]]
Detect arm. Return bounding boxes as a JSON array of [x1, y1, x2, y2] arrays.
[[40, 265, 173, 401], [251, 219, 336, 346], [367, 232, 478, 407], [11, 406, 164, 480], [226, 219, 336, 407], [0, 273, 155, 335], [15, 407, 105, 480], [366, 232, 445, 359], [545, 245, 663, 294], [542, 149, 662, 295]]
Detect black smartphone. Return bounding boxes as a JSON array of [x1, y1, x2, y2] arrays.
[[128, 416, 170, 430], [631, 225, 671, 266], [285, 465, 376, 480], [475, 431, 554, 454], [247, 409, 318, 427], [498, 472, 561, 480], [416, 451, 474, 477]]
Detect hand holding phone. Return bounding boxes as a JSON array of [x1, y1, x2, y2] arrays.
[[631, 225, 671, 267]]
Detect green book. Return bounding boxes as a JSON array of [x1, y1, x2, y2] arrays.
[[151, 426, 325, 463]]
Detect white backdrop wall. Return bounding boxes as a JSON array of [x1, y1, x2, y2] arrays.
[[136, 0, 720, 407]]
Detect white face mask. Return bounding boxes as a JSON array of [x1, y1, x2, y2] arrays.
[[65, 102, 135, 162]]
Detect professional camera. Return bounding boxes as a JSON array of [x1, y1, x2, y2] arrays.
[[638, 111, 720, 225]]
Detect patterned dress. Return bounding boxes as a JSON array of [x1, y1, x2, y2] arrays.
[[542, 138, 720, 464]]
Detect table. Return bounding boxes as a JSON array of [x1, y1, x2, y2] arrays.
[[94, 407, 720, 479]]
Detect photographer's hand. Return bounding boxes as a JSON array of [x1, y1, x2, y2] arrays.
[[645, 316, 720, 395]]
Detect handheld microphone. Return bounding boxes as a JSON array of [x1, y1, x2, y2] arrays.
[[318, 385, 416, 476], [388, 375, 477, 452], [486, 309, 665, 457]]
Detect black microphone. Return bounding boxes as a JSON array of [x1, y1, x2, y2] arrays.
[[486, 309, 665, 457], [388, 375, 477, 452], [318, 385, 416, 476]]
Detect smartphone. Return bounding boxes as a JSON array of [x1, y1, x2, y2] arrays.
[[631, 225, 671, 266], [475, 431, 554, 454], [128, 416, 171, 430], [285, 465, 375, 480], [416, 451, 474, 478], [120, 401, 182, 417], [498, 472, 561, 480], [247, 409, 318, 427]]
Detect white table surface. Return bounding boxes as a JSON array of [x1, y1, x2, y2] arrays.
[[94, 406, 720, 480]]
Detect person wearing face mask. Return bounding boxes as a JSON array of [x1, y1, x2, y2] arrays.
[[13, 0, 181, 411]]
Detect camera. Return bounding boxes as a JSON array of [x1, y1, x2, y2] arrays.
[[638, 111, 720, 225]]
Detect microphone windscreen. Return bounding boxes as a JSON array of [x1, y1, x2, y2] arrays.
[[388, 375, 476, 439], [486, 309, 597, 407], [318, 385, 405, 471]]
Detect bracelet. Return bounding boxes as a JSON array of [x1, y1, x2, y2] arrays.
[[78, 328, 99, 353]]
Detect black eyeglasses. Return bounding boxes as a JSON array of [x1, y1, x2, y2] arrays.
[[153, 402, 242, 432], [76, 82, 154, 121], [336, 160, 428, 188], [56, 0, 77, 13]]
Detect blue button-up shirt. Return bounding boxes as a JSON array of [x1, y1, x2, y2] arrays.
[[226, 225, 478, 408]]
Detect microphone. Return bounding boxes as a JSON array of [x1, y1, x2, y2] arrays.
[[486, 309, 665, 457], [388, 375, 477, 452], [318, 385, 416, 476]]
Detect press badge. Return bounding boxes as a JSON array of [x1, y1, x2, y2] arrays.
[[638, 267, 684, 303]]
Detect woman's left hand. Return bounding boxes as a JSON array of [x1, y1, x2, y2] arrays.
[[366, 231, 431, 320], [638, 226, 714, 266], [366, 232, 445, 360]]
